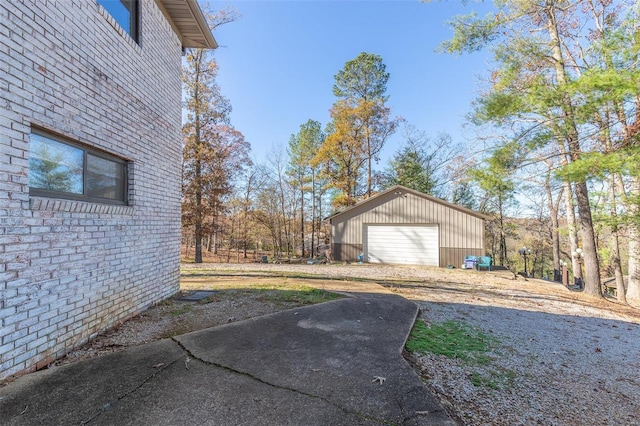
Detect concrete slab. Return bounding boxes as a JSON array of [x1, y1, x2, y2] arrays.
[[178, 290, 218, 301], [0, 290, 454, 425], [0, 340, 186, 425]]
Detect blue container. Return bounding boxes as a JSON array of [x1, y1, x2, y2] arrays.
[[464, 255, 477, 269]]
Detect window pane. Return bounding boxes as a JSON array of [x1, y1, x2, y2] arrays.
[[87, 154, 125, 201], [29, 134, 83, 194], [97, 0, 137, 40]]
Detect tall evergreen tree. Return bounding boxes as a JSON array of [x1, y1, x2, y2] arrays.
[[436, 0, 618, 296], [384, 141, 436, 194], [470, 143, 519, 266], [288, 120, 325, 257], [384, 127, 463, 197], [182, 8, 241, 263], [323, 52, 400, 199]]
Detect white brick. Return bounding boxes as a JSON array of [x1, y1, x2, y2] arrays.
[[1, 0, 184, 380]]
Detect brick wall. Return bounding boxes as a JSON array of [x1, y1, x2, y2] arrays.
[[0, 0, 184, 380]]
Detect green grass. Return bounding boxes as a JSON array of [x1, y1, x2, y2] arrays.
[[406, 320, 496, 361], [470, 372, 499, 389], [170, 305, 192, 316], [185, 283, 343, 306], [406, 319, 516, 390], [240, 284, 342, 305], [179, 267, 336, 281]]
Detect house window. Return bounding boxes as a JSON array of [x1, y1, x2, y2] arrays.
[[29, 131, 128, 204], [97, 0, 139, 42]]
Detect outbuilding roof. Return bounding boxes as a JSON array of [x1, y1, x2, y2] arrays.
[[327, 185, 491, 222], [157, 0, 217, 49]]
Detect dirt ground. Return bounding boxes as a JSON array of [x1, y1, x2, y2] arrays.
[[51, 276, 346, 367], [52, 262, 640, 367], [175, 263, 640, 425]]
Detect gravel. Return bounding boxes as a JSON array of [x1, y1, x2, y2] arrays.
[[414, 300, 640, 425], [188, 263, 640, 425], [46, 262, 640, 424]]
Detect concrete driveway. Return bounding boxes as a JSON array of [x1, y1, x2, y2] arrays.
[[0, 285, 454, 425]]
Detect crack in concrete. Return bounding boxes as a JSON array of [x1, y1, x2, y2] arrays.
[[74, 335, 393, 426], [77, 308, 438, 426], [79, 354, 184, 425], [170, 337, 398, 425]]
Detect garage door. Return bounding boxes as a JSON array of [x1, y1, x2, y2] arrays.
[[366, 225, 439, 266]]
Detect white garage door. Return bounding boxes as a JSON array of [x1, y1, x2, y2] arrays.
[[366, 225, 439, 266]]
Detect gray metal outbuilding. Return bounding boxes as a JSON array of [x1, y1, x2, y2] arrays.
[[328, 185, 488, 267]]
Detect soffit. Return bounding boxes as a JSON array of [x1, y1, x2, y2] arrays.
[[156, 0, 217, 49]]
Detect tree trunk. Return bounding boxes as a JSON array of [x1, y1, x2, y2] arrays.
[[607, 174, 626, 303], [498, 196, 507, 266], [243, 180, 251, 259], [562, 180, 579, 280], [489, 221, 498, 264], [207, 229, 214, 252], [367, 142, 373, 198], [310, 170, 316, 258], [194, 134, 203, 263], [570, 178, 598, 290], [574, 181, 601, 295], [627, 176, 640, 306], [546, 7, 601, 295], [300, 187, 305, 257], [227, 214, 233, 263], [545, 170, 562, 281], [317, 186, 323, 256], [243, 221, 248, 259], [243, 209, 248, 259]]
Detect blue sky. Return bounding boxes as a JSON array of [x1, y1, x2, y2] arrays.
[[208, 0, 492, 166]]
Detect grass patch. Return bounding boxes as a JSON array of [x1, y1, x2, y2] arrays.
[[470, 368, 516, 389], [180, 267, 338, 281], [406, 319, 516, 390], [470, 372, 499, 389], [170, 304, 192, 316], [241, 283, 342, 305], [406, 320, 496, 361], [180, 280, 343, 307]]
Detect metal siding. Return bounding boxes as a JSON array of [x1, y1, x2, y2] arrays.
[[330, 190, 485, 264], [441, 247, 484, 268]]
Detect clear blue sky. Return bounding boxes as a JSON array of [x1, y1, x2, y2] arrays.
[[208, 0, 492, 166]]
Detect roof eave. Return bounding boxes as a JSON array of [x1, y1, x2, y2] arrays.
[[156, 0, 218, 49], [326, 185, 491, 222]]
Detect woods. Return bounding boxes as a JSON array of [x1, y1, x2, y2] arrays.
[[182, 1, 640, 306], [433, 0, 640, 303]]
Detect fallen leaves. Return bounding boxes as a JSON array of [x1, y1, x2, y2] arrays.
[[372, 376, 386, 385]]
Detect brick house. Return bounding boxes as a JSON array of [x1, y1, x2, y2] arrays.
[[0, 0, 216, 380]]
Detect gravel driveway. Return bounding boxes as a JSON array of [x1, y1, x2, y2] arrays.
[[190, 262, 640, 425]]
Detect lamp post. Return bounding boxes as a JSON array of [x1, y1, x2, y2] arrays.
[[571, 248, 585, 288], [560, 260, 569, 287], [518, 247, 531, 277]]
